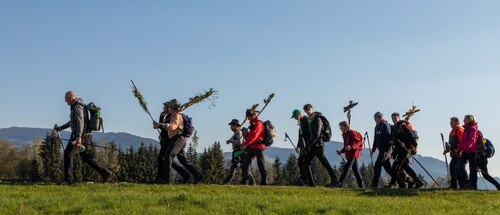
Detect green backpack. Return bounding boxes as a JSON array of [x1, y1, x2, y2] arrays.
[[86, 102, 104, 132]]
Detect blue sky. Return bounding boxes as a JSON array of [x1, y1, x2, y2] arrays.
[[1, 1, 500, 176]]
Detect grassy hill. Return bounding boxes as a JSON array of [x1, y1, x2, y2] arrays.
[[0, 184, 498, 214]]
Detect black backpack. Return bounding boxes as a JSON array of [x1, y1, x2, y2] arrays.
[[85, 102, 104, 132], [316, 113, 332, 142], [262, 120, 275, 146]]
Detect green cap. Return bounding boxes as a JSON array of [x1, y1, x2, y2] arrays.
[[291, 109, 301, 119]]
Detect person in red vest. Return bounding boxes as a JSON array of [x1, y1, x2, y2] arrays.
[[335, 121, 364, 188], [240, 109, 268, 185]]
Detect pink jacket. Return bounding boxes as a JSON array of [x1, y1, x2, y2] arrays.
[[460, 122, 479, 153]]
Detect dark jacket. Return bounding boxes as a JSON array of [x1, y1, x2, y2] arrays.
[[308, 112, 324, 146], [297, 116, 310, 149], [159, 113, 171, 144], [373, 120, 392, 154], [60, 98, 89, 138], [392, 120, 417, 153]]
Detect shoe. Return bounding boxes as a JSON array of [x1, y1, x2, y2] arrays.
[[414, 181, 425, 189], [102, 170, 113, 183], [194, 176, 204, 184], [182, 175, 192, 184], [326, 182, 340, 188]]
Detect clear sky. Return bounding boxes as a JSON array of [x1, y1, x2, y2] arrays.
[[1, 1, 499, 176]]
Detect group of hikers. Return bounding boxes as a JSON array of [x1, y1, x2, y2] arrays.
[[54, 91, 499, 190]]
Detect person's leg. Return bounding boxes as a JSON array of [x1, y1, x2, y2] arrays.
[[80, 147, 110, 179], [449, 157, 459, 189], [177, 146, 203, 180], [371, 152, 384, 187], [255, 149, 268, 185], [316, 144, 338, 184], [300, 148, 316, 185], [338, 159, 354, 186], [478, 159, 500, 190], [468, 153, 478, 189], [160, 141, 178, 183], [352, 159, 364, 188], [241, 150, 256, 185], [458, 154, 470, 188], [156, 144, 168, 181], [63, 142, 75, 183], [224, 160, 239, 184]]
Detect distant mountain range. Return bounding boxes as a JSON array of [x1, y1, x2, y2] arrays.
[[1, 127, 498, 189]]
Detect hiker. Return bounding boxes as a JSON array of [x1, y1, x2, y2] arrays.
[[443, 117, 468, 189], [291, 109, 314, 186], [476, 134, 500, 190], [335, 121, 364, 188], [54, 91, 112, 184], [300, 104, 338, 187], [370, 112, 393, 188], [224, 119, 253, 184], [154, 100, 192, 184], [458, 115, 479, 189], [240, 109, 268, 185], [153, 99, 203, 184], [388, 112, 424, 189]]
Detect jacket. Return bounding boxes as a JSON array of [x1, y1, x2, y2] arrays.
[[460, 122, 479, 154], [341, 129, 363, 159], [243, 116, 266, 150], [60, 98, 89, 138]]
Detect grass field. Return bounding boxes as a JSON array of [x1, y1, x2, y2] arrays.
[[0, 183, 499, 215]]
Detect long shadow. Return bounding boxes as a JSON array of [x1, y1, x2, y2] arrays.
[[357, 188, 420, 197]]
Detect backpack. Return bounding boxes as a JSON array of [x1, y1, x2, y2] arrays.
[[181, 114, 195, 138], [485, 139, 495, 158], [262, 120, 275, 146], [400, 121, 418, 146], [86, 102, 103, 132], [317, 114, 332, 142]]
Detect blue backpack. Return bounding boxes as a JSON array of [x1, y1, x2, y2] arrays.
[[181, 114, 195, 138], [485, 139, 495, 158]]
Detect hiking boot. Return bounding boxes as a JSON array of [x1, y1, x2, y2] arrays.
[[326, 182, 340, 188], [194, 176, 204, 184], [460, 184, 476, 190], [182, 175, 192, 184], [414, 181, 425, 189], [102, 170, 113, 183]]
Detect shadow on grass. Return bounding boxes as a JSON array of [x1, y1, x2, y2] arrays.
[[358, 188, 420, 197]]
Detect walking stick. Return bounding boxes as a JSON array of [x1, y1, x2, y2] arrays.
[[343, 100, 358, 125], [284, 133, 299, 154], [336, 150, 347, 163], [397, 140, 439, 186], [364, 132, 374, 166], [478, 168, 490, 191], [441, 133, 450, 176]]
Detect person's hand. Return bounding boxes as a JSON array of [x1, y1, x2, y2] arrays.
[[346, 146, 352, 151], [153, 121, 162, 129], [295, 147, 301, 153], [54, 125, 61, 132], [336, 150, 341, 155], [370, 151, 375, 157], [443, 150, 447, 155], [226, 140, 231, 145]]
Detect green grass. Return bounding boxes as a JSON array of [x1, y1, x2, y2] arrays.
[[0, 184, 498, 215]]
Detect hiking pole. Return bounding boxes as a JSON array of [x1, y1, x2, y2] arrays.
[[343, 100, 358, 125], [364, 132, 374, 166], [440, 133, 450, 176], [54, 125, 65, 152], [478, 168, 490, 191], [336, 150, 347, 163], [131, 80, 161, 135], [284, 133, 299, 154], [398, 140, 439, 186]]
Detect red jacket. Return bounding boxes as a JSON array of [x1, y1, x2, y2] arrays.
[[243, 116, 266, 150], [341, 129, 363, 159], [460, 122, 479, 154]]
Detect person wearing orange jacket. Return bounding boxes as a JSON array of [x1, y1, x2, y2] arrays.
[[335, 121, 364, 188], [240, 109, 268, 185], [443, 117, 468, 189]]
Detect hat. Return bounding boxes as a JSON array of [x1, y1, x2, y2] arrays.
[[168, 99, 181, 109], [374, 112, 383, 119], [246, 109, 259, 117], [163, 100, 171, 106], [228, 119, 241, 126], [291, 109, 301, 119]]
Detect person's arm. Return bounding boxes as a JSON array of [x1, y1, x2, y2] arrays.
[[59, 121, 70, 131], [310, 116, 323, 143], [372, 126, 379, 154], [73, 104, 86, 138]]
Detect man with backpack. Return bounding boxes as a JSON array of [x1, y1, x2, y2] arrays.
[[476, 134, 500, 190], [240, 109, 268, 185], [443, 117, 468, 189], [54, 91, 112, 185], [224, 120, 253, 184], [388, 112, 424, 189], [154, 101, 192, 184], [153, 99, 203, 184], [291, 109, 314, 186], [370, 112, 393, 188], [301, 104, 338, 187], [335, 121, 364, 188]]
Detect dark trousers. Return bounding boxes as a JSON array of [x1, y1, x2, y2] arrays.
[[338, 158, 364, 188], [371, 151, 392, 187], [161, 135, 202, 183], [224, 152, 254, 184], [449, 156, 468, 188], [64, 136, 109, 183], [301, 143, 338, 184], [156, 142, 190, 182], [298, 152, 314, 185], [459, 152, 478, 189], [241, 148, 267, 185], [477, 158, 500, 190], [390, 151, 419, 186]]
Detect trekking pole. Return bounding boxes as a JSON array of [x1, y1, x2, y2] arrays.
[[336, 150, 347, 163], [54, 124, 66, 152], [440, 133, 450, 176], [397, 140, 439, 186], [364, 132, 374, 166], [343, 100, 358, 125], [284, 133, 299, 154], [478, 168, 490, 191]]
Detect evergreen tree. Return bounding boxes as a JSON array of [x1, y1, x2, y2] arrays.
[[38, 133, 63, 182], [272, 157, 284, 185], [283, 154, 300, 185], [200, 141, 226, 184]]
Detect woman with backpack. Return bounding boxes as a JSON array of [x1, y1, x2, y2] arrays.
[[335, 121, 364, 188], [458, 115, 479, 190]]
